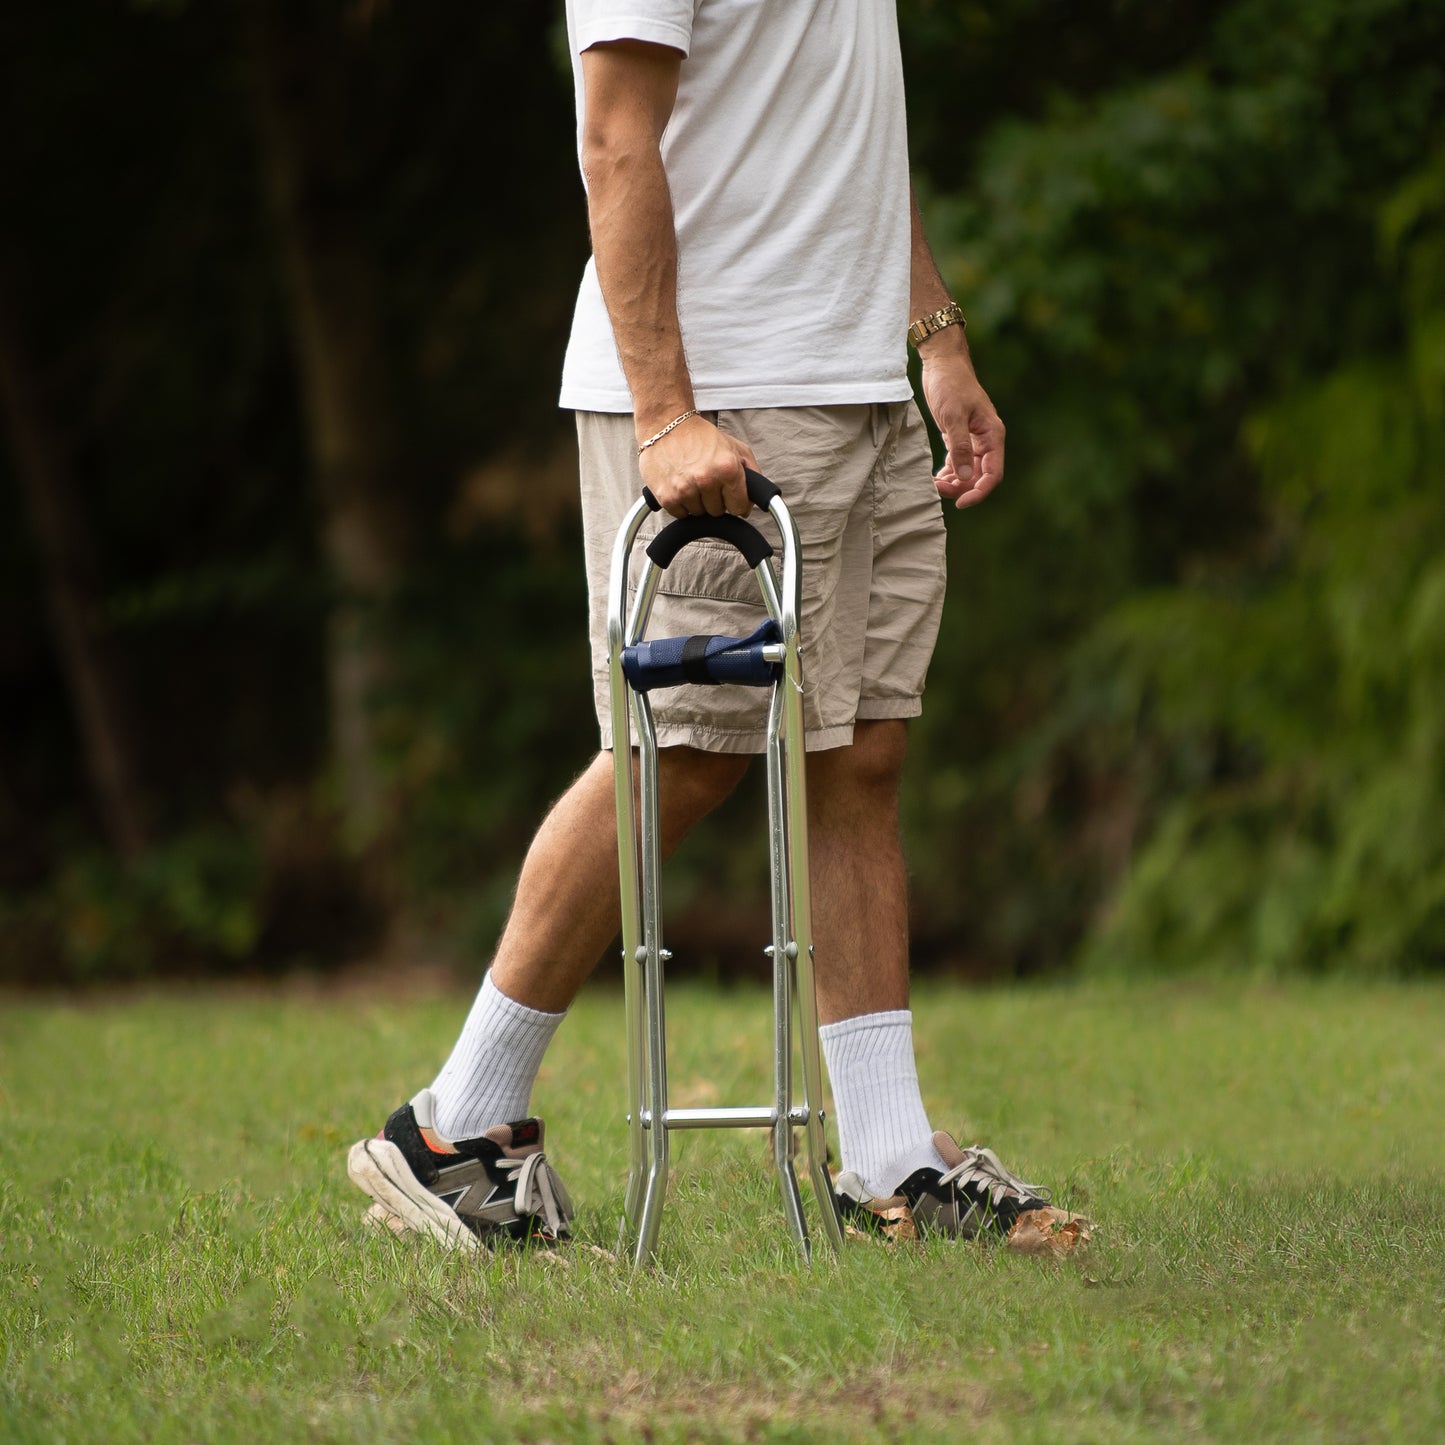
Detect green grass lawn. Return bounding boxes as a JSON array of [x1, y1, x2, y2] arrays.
[[2, 977, 1442, 1443]]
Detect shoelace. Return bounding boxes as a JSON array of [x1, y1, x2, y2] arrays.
[[499, 1152, 573, 1238], [938, 1146, 1051, 1209]]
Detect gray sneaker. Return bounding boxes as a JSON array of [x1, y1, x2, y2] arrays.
[[347, 1087, 573, 1249], [835, 1130, 1076, 1242]]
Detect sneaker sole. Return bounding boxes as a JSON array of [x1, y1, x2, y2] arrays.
[[347, 1137, 479, 1253]]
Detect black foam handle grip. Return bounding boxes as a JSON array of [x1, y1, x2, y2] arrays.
[[742, 466, 780, 509], [647, 514, 774, 571], [641, 468, 782, 572]]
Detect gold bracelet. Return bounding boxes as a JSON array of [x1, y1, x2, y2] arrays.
[[637, 409, 697, 454], [907, 302, 966, 349]]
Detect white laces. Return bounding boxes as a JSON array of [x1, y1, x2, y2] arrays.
[[939, 1146, 1051, 1208], [499, 1152, 574, 1238]]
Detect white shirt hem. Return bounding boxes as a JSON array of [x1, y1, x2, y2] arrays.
[[559, 378, 915, 414], [575, 17, 691, 55]]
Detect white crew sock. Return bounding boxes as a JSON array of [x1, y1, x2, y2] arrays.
[[429, 972, 565, 1140], [819, 1009, 947, 1197]]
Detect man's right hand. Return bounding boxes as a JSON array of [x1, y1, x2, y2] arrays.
[[637, 413, 759, 518]]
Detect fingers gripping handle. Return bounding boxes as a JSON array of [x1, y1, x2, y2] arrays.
[[641, 467, 780, 515], [641, 468, 782, 572]]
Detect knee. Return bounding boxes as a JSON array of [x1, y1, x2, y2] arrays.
[[854, 719, 909, 781], [810, 719, 908, 802], [658, 746, 750, 815]]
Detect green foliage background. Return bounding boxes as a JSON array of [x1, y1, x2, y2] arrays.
[[2, 0, 1442, 981]]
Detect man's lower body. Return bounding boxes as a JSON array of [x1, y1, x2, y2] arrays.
[[350, 403, 1070, 1246]]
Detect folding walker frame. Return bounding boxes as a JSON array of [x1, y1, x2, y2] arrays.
[[607, 468, 846, 1266]]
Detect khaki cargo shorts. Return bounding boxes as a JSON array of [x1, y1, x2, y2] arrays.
[[579, 402, 947, 754]]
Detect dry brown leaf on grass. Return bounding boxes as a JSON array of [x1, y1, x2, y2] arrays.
[[1005, 1206, 1093, 1259], [565, 1242, 621, 1263], [843, 1203, 917, 1245]]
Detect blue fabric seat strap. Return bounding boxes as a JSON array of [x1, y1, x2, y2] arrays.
[[621, 619, 781, 693]]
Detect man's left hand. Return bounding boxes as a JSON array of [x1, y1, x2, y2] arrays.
[[920, 344, 1006, 510]]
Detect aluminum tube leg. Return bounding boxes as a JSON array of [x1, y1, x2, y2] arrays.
[[781, 653, 846, 1255], [766, 696, 810, 1257], [608, 505, 658, 1248], [794, 942, 844, 1254], [632, 697, 670, 1266], [760, 512, 844, 1256], [613, 722, 647, 1244]]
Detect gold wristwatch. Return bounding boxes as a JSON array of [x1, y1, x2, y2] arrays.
[[907, 301, 966, 349]]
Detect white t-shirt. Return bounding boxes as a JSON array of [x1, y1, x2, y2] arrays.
[[559, 0, 913, 413]]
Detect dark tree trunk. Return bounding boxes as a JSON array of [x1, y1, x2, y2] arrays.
[[242, 0, 408, 843], [0, 267, 150, 860]]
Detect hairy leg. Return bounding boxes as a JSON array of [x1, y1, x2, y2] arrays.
[[806, 719, 911, 1023], [489, 746, 749, 1013], [807, 719, 945, 1192]]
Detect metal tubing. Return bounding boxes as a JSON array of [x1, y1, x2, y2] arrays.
[[633, 693, 670, 1266], [626, 563, 663, 653], [638, 1106, 812, 1130], [765, 678, 810, 1255], [653, 1107, 778, 1129], [768, 495, 846, 1255], [607, 497, 655, 1243]]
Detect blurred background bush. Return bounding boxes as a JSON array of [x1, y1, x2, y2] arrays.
[[3, 0, 1442, 985]]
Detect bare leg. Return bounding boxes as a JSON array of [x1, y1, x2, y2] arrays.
[[805, 719, 943, 1191], [806, 719, 910, 1024], [490, 746, 749, 1013]]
